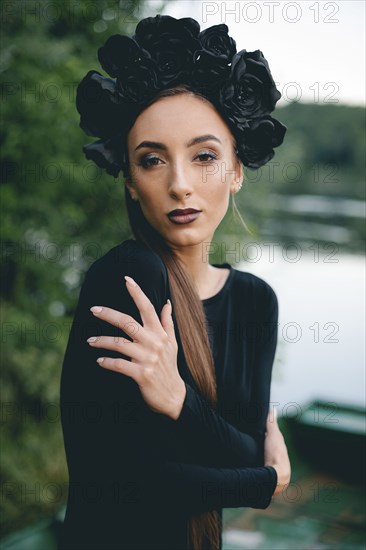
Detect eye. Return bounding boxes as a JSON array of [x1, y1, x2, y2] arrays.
[[138, 155, 162, 169], [195, 151, 217, 162], [137, 150, 218, 169]]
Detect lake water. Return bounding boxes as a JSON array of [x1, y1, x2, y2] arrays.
[[236, 246, 365, 412]]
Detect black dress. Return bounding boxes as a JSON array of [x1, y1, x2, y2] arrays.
[[59, 239, 278, 550]]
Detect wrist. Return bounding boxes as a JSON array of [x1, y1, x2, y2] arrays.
[[266, 462, 291, 496], [168, 379, 187, 421]]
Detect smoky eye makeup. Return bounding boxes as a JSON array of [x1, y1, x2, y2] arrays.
[[137, 154, 161, 169], [195, 149, 219, 161], [134, 144, 222, 169]]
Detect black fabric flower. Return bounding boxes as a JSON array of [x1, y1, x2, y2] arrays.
[[198, 23, 236, 59], [191, 49, 231, 95], [190, 24, 236, 95], [83, 136, 124, 178], [117, 57, 161, 104], [98, 35, 152, 78], [97, 34, 161, 104], [76, 71, 127, 139], [133, 15, 201, 87], [236, 116, 287, 169], [220, 49, 282, 131]]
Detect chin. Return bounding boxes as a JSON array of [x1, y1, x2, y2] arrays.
[[167, 230, 214, 249]]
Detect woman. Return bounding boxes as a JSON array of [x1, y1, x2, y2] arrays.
[[59, 15, 291, 550]]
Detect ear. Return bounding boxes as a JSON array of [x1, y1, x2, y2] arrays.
[[230, 159, 244, 193], [125, 178, 138, 201], [124, 177, 133, 195], [236, 159, 244, 185]]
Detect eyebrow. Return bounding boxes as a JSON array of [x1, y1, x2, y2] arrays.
[[134, 134, 222, 151]]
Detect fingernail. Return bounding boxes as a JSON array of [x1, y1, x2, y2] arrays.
[[167, 298, 172, 310], [124, 275, 137, 287], [90, 306, 103, 313], [96, 357, 104, 363], [87, 336, 97, 343]]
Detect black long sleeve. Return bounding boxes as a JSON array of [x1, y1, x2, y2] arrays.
[[62, 239, 277, 472], [166, 281, 279, 469], [146, 458, 277, 515], [59, 239, 277, 549]]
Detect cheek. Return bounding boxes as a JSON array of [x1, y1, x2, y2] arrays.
[[206, 168, 232, 217], [138, 189, 154, 206], [207, 166, 231, 200], [135, 185, 162, 219], [205, 156, 234, 185]]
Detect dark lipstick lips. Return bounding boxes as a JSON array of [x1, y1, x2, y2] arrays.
[[168, 208, 201, 216]]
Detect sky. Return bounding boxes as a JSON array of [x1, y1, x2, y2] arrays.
[[138, 0, 365, 107]]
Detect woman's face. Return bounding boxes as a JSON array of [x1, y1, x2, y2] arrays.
[[126, 93, 243, 249]]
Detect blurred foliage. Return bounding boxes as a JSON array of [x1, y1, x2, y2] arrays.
[[0, 0, 364, 538]]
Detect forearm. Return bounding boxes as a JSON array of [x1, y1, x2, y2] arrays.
[[153, 379, 267, 470], [148, 459, 278, 514], [61, 346, 277, 517]]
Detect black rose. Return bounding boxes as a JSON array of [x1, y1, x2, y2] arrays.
[[190, 24, 236, 95], [220, 49, 282, 131], [236, 116, 287, 169], [198, 23, 236, 59], [116, 57, 161, 104], [190, 49, 231, 96], [133, 15, 201, 88], [98, 35, 152, 78], [83, 135, 124, 178], [76, 71, 127, 139], [97, 34, 161, 105]]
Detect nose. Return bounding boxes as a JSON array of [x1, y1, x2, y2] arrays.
[[167, 162, 193, 198]]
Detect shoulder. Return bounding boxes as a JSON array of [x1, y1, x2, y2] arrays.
[[85, 238, 168, 285], [231, 268, 278, 314], [77, 239, 170, 312]]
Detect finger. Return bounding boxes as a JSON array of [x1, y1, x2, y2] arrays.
[[87, 335, 144, 362], [160, 299, 176, 340], [124, 276, 165, 332], [96, 356, 141, 381], [90, 305, 143, 342]]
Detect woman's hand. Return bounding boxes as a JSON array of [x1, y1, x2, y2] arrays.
[[87, 275, 186, 420], [264, 407, 291, 496]]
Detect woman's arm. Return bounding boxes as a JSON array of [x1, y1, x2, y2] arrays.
[[157, 405, 292, 513], [60, 255, 278, 525], [61, 316, 276, 514], [165, 281, 278, 469], [62, 241, 273, 470], [264, 407, 291, 496], [144, 456, 278, 515]]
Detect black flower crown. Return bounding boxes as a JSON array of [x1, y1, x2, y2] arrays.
[[76, 15, 287, 177]]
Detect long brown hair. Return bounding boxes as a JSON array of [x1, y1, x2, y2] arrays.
[[122, 85, 242, 550]]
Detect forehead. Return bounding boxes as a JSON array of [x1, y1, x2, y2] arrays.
[[127, 94, 233, 147]]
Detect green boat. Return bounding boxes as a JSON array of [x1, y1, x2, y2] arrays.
[[283, 399, 366, 484]]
